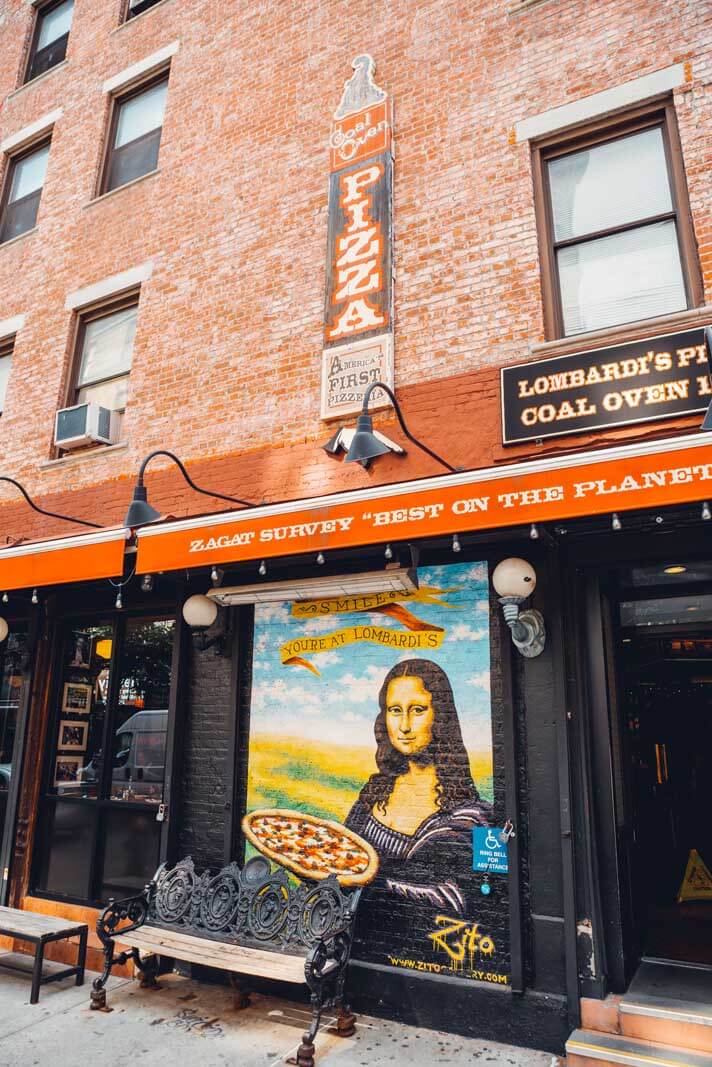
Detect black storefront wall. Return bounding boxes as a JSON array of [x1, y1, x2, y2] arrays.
[[175, 544, 571, 1053]]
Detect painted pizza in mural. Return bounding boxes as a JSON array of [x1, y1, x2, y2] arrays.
[[242, 808, 379, 886], [246, 562, 506, 982]]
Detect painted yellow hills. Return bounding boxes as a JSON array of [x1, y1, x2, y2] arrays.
[[246, 733, 493, 823]]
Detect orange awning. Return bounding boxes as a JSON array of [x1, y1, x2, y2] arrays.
[[135, 432, 712, 576], [0, 527, 130, 592]]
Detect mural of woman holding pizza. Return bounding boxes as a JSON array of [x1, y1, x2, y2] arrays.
[[345, 658, 492, 915]]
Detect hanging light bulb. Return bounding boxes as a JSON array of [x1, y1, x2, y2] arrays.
[[316, 552, 325, 565], [529, 523, 539, 540], [1, 593, 7, 604], [31, 588, 38, 605], [258, 559, 267, 576], [384, 544, 393, 561], [703, 501, 711, 521], [452, 533, 461, 553], [115, 589, 123, 610], [140, 573, 154, 593], [612, 513, 622, 532], [211, 566, 219, 583]]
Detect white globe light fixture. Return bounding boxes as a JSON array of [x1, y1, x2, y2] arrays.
[[0, 617, 8, 643], [492, 557, 545, 659], [182, 594, 218, 630]]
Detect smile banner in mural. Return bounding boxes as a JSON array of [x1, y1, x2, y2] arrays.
[[246, 561, 508, 982]]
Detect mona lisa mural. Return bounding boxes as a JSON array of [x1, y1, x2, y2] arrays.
[[246, 561, 506, 981]]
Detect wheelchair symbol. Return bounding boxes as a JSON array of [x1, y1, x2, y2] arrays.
[[485, 830, 499, 850]]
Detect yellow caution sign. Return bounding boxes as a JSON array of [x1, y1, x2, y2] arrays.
[[677, 849, 712, 903]]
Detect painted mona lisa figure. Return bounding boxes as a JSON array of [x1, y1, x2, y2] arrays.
[[345, 658, 491, 915]]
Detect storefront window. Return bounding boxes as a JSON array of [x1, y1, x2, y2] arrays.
[[51, 623, 112, 800], [32, 614, 175, 905], [0, 628, 28, 856], [109, 618, 172, 803]]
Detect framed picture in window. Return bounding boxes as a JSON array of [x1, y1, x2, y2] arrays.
[[68, 632, 91, 669], [54, 755, 83, 789], [61, 681, 92, 714], [57, 719, 88, 752]]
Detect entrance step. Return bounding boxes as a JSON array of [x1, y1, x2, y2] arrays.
[[620, 960, 712, 1053], [566, 1028, 712, 1067]]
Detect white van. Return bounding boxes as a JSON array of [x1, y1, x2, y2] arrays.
[[112, 709, 167, 801]]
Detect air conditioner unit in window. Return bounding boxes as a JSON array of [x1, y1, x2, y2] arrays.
[[54, 403, 120, 450]]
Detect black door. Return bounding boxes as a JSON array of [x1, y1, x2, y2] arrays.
[[615, 559, 712, 965], [0, 625, 30, 905]]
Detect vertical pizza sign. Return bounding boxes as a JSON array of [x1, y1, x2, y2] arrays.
[[321, 55, 395, 420]]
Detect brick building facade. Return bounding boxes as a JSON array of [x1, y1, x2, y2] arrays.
[[0, 0, 710, 1058]]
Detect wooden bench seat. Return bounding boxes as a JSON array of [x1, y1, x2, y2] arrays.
[[91, 855, 362, 1066], [118, 926, 306, 984], [0, 905, 88, 1004]]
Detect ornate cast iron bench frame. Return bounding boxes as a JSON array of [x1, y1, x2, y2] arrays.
[[91, 855, 362, 1067]]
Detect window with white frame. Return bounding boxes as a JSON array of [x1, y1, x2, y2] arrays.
[[532, 103, 702, 339]]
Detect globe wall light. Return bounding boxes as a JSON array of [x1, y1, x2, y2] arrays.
[[0, 617, 8, 643], [182, 593, 230, 654], [182, 594, 218, 629], [491, 557, 546, 659]]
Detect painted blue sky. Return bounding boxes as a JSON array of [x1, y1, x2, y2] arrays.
[[251, 561, 492, 756]]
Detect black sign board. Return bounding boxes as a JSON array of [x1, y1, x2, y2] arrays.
[[501, 328, 712, 445]]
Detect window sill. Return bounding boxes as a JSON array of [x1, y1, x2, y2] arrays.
[[110, 0, 176, 33], [0, 227, 38, 251], [529, 305, 712, 360], [39, 440, 128, 471], [83, 168, 160, 209], [7, 60, 70, 102]]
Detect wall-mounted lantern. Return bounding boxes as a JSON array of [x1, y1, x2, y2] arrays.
[[492, 557, 546, 659], [182, 593, 229, 654]]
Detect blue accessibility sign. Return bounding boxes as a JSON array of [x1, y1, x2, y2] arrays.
[[472, 827, 509, 874]]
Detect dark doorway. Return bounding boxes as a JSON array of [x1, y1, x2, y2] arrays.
[[617, 559, 712, 965]]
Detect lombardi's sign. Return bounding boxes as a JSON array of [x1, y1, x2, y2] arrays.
[[501, 328, 712, 444], [321, 55, 394, 420]]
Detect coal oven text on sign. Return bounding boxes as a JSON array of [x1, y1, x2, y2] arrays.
[[321, 56, 394, 421], [501, 328, 712, 444]]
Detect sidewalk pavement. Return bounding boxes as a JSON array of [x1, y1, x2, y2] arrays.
[[0, 951, 564, 1066]]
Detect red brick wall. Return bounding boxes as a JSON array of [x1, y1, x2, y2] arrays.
[[0, 0, 709, 544]]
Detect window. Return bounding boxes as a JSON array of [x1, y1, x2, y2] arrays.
[[532, 104, 702, 339], [0, 628, 28, 877], [102, 75, 168, 194], [0, 336, 14, 413], [71, 298, 137, 433], [32, 616, 176, 904], [126, 0, 164, 18], [25, 0, 73, 83], [0, 141, 50, 244]]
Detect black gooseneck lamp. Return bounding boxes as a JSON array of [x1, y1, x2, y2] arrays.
[[0, 476, 102, 530], [343, 381, 457, 472], [0, 476, 101, 628], [124, 449, 252, 528]]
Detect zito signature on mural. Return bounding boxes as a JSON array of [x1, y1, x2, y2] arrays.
[[427, 915, 496, 970]]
